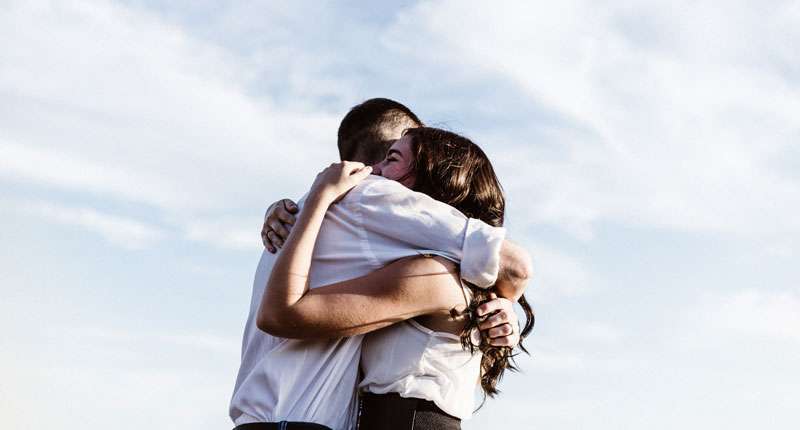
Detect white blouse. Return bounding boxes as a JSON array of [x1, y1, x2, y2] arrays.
[[359, 309, 482, 420]]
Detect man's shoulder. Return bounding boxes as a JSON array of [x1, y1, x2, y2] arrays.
[[341, 175, 411, 202]]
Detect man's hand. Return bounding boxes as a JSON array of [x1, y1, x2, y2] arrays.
[[262, 199, 298, 253], [476, 293, 520, 347]]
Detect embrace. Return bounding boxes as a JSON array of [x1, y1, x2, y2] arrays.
[[230, 98, 534, 430]]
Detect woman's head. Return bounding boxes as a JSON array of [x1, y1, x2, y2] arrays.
[[370, 134, 416, 188], [372, 127, 505, 228]]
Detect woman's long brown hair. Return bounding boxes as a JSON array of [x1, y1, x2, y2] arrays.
[[403, 127, 535, 398]]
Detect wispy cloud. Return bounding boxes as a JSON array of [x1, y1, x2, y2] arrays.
[[699, 289, 800, 342], [0, 140, 183, 209], [384, 0, 800, 241], [52, 325, 241, 354], [15, 199, 166, 249], [2, 323, 239, 430], [1, 0, 338, 215], [529, 245, 591, 301], [184, 216, 263, 251]]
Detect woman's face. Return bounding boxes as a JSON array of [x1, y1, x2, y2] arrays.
[[371, 135, 416, 188]]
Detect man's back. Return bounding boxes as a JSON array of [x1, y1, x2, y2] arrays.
[[230, 248, 362, 429]]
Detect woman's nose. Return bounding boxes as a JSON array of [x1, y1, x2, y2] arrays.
[[370, 163, 382, 176]]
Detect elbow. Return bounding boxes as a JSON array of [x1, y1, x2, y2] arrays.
[[500, 241, 534, 283], [256, 307, 311, 339], [256, 311, 280, 335], [507, 256, 532, 301], [515, 252, 533, 283], [256, 302, 293, 337], [495, 247, 532, 302]]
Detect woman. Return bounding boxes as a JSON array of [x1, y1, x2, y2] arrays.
[[260, 127, 534, 429]]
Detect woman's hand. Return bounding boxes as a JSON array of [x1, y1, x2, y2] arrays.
[[309, 161, 373, 204]]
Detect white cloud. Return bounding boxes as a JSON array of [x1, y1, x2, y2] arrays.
[[385, 0, 800, 240], [0, 139, 184, 209], [528, 245, 590, 301], [568, 321, 623, 344], [184, 215, 263, 251], [0, 0, 338, 215], [4, 0, 798, 242], [526, 347, 587, 373], [2, 324, 239, 430], [54, 325, 240, 354], [15, 199, 166, 249], [702, 289, 800, 342]]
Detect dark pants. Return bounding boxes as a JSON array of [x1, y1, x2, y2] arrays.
[[234, 422, 331, 430], [357, 392, 461, 430]]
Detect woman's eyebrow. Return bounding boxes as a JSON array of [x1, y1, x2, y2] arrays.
[[387, 149, 402, 158]]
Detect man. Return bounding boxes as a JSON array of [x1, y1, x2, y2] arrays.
[[230, 98, 531, 429]]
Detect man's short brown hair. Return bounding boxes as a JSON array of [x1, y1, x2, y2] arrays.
[[337, 98, 423, 164]]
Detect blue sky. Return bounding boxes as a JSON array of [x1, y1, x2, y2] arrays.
[[1, 1, 798, 429]]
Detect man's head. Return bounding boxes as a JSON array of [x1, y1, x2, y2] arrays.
[[337, 98, 423, 165]]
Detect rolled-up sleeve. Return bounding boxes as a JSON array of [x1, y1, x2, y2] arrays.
[[345, 177, 505, 288], [461, 218, 506, 288]]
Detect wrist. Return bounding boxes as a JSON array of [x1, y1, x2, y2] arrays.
[[496, 282, 524, 302], [307, 189, 335, 208]]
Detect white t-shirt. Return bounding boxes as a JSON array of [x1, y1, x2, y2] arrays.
[[229, 175, 505, 430]]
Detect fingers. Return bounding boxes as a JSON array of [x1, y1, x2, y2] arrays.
[[266, 230, 282, 249], [281, 199, 299, 215], [478, 309, 510, 331], [311, 161, 372, 204], [477, 296, 522, 347], [261, 224, 276, 253], [341, 161, 368, 179], [276, 208, 296, 226], [349, 165, 372, 183], [268, 205, 295, 250], [486, 322, 513, 338], [262, 198, 297, 252], [269, 200, 296, 225], [488, 331, 519, 347], [343, 161, 365, 170], [275, 199, 299, 225], [268, 219, 290, 242], [476, 296, 512, 317], [483, 322, 520, 347]]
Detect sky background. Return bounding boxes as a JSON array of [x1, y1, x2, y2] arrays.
[[1, 1, 798, 428]]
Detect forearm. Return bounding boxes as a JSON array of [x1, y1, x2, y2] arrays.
[[255, 282, 412, 339], [260, 256, 463, 339], [494, 240, 532, 301], [258, 194, 329, 330]]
